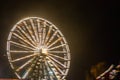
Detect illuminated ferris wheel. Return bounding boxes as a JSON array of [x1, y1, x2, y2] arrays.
[[7, 17, 71, 80]]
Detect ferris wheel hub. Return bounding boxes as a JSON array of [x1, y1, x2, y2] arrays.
[[41, 48, 48, 55], [35, 46, 48, 56]]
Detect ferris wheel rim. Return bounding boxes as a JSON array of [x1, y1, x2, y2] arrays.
[[7, 17, 71, 79]]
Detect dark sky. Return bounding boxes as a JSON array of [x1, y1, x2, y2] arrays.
[[0, 0, 118, 80]]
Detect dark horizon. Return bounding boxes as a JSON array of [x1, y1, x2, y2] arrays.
[[0, 0, 118, 80]]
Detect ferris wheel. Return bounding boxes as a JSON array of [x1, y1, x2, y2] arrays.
[[7, 17, 71, 80]]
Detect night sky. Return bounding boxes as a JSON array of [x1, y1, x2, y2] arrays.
[[0, 0, 118, 80]]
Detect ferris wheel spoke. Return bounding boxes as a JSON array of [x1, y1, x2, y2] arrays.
[[48, 53, 68, 61], [31, 58, 40, 74], [43, 61, 49, 79], [48, 51, 67, 54], [47, 37, 63, 48], [46, 30, 58, 46], [12, 33, 36, 48], [17, 26, 36, 46], [10, 41, 34, 50], [44, 60, 54, 80], [42, 26, 46, 45], [30, 19, 39, 43], [23, 21, 37, 43], [46, 60, 58, 79], [16, 57, 35, 72], [41, 21, 46, 45], [41, 61, 44, 77], [19, 40, 36, 50], [40, 62, 44, 78], [37, 26, 43, 46], [38, 32, 42, 47], [22, 68, 32, 79], [47, 57, 65, 75], [44, 25, 52, 44], [16, 30, 36, 48], [9, 50, 35, 53], [11, 54, 37, 62], [48, 57, 65, 70], [43, 61, 51, 79], [37, 19, 41, 43], [15, 30, 27, 40], [48, 43, 66, 50], [48, 56, 66, 68], [38, 61, 45, 79], [22, 58, 37, 79]]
